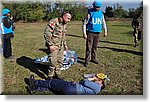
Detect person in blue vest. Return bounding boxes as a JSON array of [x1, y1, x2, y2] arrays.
[[25, 73, 110, 95], [82, 0, 107, 67], [0, 8, 15, 59]]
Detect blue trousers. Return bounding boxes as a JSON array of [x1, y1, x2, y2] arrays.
[[35, 79, 77, 95]]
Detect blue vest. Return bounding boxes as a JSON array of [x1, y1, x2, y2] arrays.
[[87, 8, 103, 33], [0, 16, 14, 35]]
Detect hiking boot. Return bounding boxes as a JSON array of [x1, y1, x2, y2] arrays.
[[25, 86, 32, 95], [91, 60, 99, 64], [24, 78, 32, 94], [6, 55, 16, 62], [24, 78, 30, 86], [28, 75, 36, 94], [7, 55, 15, 59], [134, 43, 139, 47]]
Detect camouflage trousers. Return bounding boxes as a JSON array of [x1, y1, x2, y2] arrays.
[[133, 29, 142, 44], [47, 46, 64, 77]]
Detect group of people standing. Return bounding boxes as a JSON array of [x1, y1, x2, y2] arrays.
[[0, 0, 142, 95], [43, 0, 107, 79]]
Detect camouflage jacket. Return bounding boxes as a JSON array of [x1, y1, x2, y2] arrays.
[[44, 17, 67, 48], [131, 17, 143, 31]]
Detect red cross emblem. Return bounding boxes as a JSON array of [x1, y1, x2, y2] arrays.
[[49, 22, 55, 27]]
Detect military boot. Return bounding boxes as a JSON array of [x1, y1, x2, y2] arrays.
[[25, 75, 37, 94], [134, 43, 139, 47]]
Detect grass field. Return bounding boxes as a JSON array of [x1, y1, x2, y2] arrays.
[[2, 20, 143, 95]]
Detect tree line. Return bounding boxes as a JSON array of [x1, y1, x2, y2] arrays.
[[2, 1, 143, 22], [105, 3, 143, 19]]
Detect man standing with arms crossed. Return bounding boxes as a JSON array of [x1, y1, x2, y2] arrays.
[[82, 0, 107, 67], [44, 11, 71, 79]]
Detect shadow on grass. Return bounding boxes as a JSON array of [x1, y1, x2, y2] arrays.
[[66, 34, 82, 38], [77, 57, 85, 65], [39, 48, 49, 54], [16, 56, 49, 79], [99, 47, 143, 56], [123, 31, 134, 35], [111, 24, 131, 27], [100, 40, 133, 47]]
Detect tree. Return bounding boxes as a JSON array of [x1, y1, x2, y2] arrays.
[[128, 1, 143, 19], [1, 1, 88, 22], [128, 8, 136, 18], [105, 6, 114, 17], [2, 2, 46, 22], [113, 3, 128, 18]]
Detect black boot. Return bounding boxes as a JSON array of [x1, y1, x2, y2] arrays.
[[28, 75, 37, 94], [134, 43, 139, 47]]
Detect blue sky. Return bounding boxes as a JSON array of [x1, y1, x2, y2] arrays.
[[85, 0, 143, 11]]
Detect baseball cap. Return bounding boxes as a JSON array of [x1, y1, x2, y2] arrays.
[[93, 0, 102, 8], [96, 73, 110, 85], [2, 8, 10, 15]]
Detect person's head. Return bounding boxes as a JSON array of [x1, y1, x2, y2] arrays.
[[95, 73, 110, 90], [60, 11, 72, 24], [2, 8, 11, 17], [92, 0, 101, 11]]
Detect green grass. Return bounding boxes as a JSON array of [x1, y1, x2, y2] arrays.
[[2, 20, 143, 95]]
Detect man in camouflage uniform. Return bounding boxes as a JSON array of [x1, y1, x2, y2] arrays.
[[131, 14, 143, 47], [44, 11, 71, 78]]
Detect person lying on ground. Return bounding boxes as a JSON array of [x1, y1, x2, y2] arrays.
[[25, 73, 110, 95]]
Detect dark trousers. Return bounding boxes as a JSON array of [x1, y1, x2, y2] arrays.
[[35, 79, 77, 95], [133, 29, 142, 44], [85, 32, 100, 63], [137, 31, 142, 41], [2, 37, 12, 58]]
